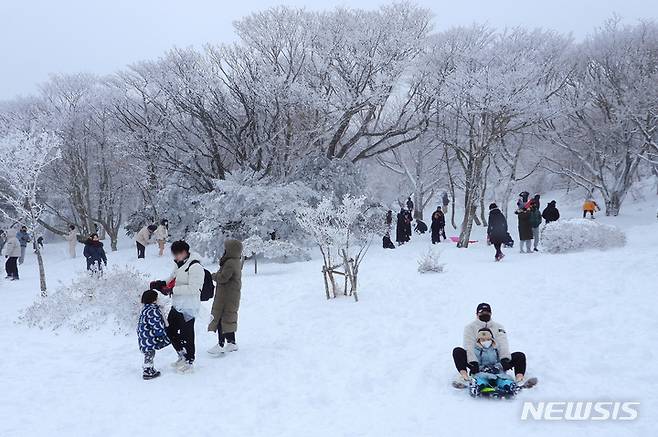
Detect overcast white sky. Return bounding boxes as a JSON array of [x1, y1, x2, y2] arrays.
[[1, 0, 656, 100]]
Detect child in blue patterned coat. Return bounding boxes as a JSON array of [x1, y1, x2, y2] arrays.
[[137, 290, 171, 380]]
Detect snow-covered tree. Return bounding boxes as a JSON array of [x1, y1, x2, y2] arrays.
[[296, 195, 384, 301], [242, 235, 310, 274], [542, 19, 658, 216], [0, 130, 61, 295]]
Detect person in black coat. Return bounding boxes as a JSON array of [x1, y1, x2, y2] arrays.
[[487, 203, 508, 261], [395, 209, 408, 245], [431, 208, 446, 244], [382, 233, 396, 249], [83, 233, 107, 272], [515, 208, 534, 253], [403, 209, 413, 241], [542, 200, 560, 223], [406, 197, 414, 214]]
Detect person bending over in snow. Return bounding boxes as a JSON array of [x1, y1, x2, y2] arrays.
[[582, 198, 600, 218], [137, 290, 171, 380], [452, 303, 527, 385], [208, 239, 243, 356]]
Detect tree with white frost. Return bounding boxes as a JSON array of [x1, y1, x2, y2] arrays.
[[296, 195, 384, 302], [0, 130, 61, 296], [242, 235, 310, 274]]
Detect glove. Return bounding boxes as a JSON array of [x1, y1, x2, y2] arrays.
[[500, 358, 512, 371], [467, 361, 479, 374]]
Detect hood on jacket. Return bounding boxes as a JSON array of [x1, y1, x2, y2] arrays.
[[224, 239, 243, 259]]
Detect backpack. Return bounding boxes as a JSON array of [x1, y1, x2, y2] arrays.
[[185, 260, 215, 301]]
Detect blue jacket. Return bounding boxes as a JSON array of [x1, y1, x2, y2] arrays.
[[16, 230, 31, 247], [474, 344, 502, 371], [137, 304, 170, 353], [83, 239, 107, 267]]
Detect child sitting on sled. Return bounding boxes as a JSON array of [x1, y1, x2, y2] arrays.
[[469, 328, 517, 397]]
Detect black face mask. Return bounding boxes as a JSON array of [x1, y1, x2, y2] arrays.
[[478, 313, 491, 322]]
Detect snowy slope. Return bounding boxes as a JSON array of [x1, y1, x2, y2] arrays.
[[1, 200, 656, 437]]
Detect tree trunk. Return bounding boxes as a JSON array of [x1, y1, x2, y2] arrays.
[[605, 193, 622, 217], [35, 246, 47, 297]]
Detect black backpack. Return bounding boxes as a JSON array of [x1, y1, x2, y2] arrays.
[[185, 260, 215, 301]]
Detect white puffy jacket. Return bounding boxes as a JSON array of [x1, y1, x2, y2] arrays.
[[463, 319, 511, 363], [3, 229, 21, 258], [153, 225, 168, 241], [167, 252, 204, 320]]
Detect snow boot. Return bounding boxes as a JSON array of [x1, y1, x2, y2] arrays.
[[170, 351, 186, 369], [142, 367, 161, 380], [223, 342, 238, 353], [176, 361, 194, 374], [207, 343, 223, 356]]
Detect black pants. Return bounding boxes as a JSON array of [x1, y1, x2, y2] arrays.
[[583, 210, 594, 218], [166, 308, 196, 363], [5, 257, 18, 279], [493, 241, 503, 257], [452, 347, 526, 376], [216, 319, 236, 346], [136, 242, 145, 259]]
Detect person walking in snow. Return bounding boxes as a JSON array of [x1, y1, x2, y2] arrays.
[[208, 239, 243, 356], [441, 191, 450, 214], [154, 219, 169, 257], [3, 228, 21, 280], [452, 303, 528, 385], [385, 210, 393, 228], [137, 289, 171, 380], [83, 233, 107, 273], [529, 204, 542, 252], [431, 207, 446, 244], [583, 198, 600, 218], [487, 203, 508, 261], [135, 224, 157, 259], [403, 208, 413, 240], [160, 240, 204, 373], [16, 226, 30, 265], [515, 207, 533, 254], [542, 200, 560, 224], [65, 225, 77, 258]]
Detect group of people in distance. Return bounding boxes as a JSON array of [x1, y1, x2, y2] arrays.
[[488, 192, 561, 262], [383, 192, 450, 249], [135, 219, 170, 259], [138, 238, 243, 379]]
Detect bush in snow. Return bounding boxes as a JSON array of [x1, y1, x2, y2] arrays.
[[296, 195, 385, 301], [187, 173, 320, 259], [242, 235, 310, 273], [19, 266, 150, 334], [417, 248, 445, 274], [541, 219, 626, 253]]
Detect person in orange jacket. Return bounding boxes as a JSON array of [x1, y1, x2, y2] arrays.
[[583, 198, 600, 218]]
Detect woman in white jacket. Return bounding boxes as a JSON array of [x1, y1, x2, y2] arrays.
[[160, 240, 204, 373], [66, 225, 78, 258], [3, 228, 21, 280]]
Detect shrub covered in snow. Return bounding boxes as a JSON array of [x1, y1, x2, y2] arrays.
[[242, 235, 310, 262], [417, 248, 445, 274], [19, 266, 150, 334], [541, 219, 626, 253]]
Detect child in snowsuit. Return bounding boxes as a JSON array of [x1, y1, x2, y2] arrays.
[[471, 328, 516, 396], [583, 199, 600, 218], [137, 290, 171, 380]]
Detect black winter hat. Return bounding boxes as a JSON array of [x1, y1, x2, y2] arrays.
[[476, 302, 492, 314], [489, 203, 498, 211]]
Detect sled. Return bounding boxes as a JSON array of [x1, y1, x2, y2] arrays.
[[452, 376, 538, 399], [449, 236, 478, 244]]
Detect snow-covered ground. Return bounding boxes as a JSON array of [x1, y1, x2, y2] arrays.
[[1, 198, 656, 437]]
